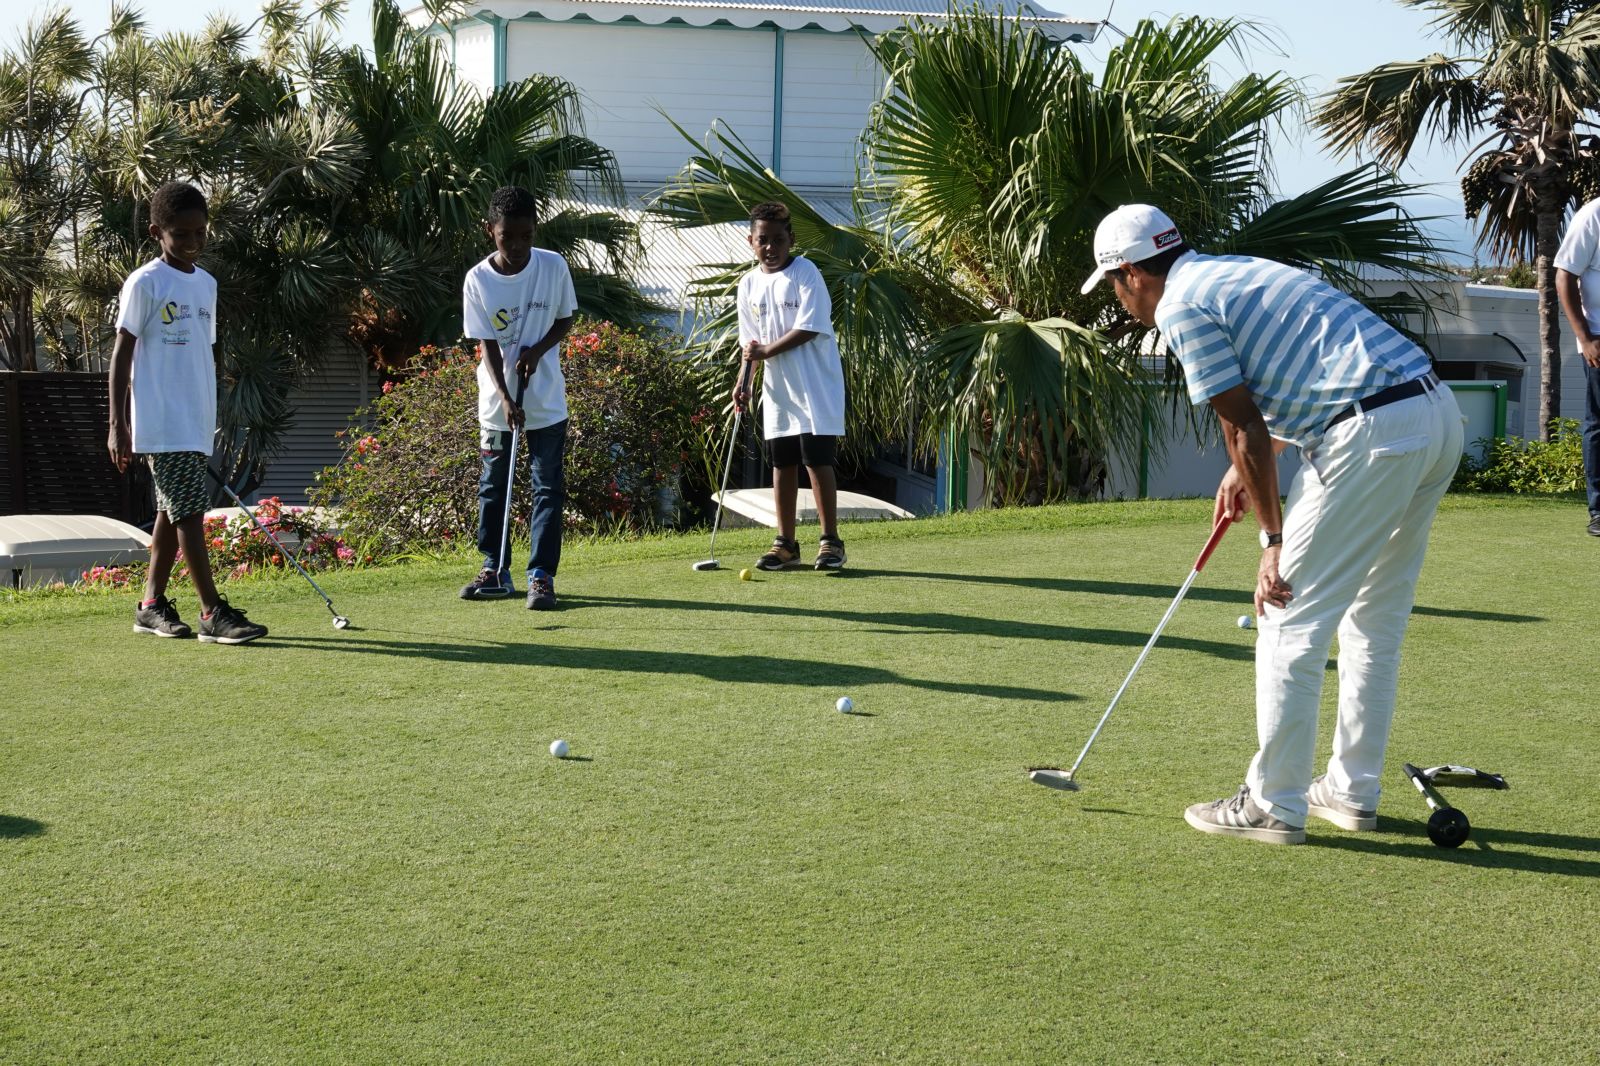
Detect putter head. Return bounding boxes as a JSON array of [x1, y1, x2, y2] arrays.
[[692, 559, 720, 572], [1027, 768, 1080, 791], [332, 616, 351, 630]]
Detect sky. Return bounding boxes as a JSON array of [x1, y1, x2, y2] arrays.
[[1, 0, 1486, 259]]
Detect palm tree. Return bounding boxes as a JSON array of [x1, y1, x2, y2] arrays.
[[29, 0, 649, 486], [0, 11, 94, 371], [655, 13, 1444, 502], [320, 0, 653, 370], [1316, 0, 1600, 440]]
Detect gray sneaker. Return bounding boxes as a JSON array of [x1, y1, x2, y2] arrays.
[[197, 599, 268, 645], [1306, 774, 1377, 831], [526, 568, 557, 611], [1184, 784, 1305, 845], [133, 595, 193, 638]]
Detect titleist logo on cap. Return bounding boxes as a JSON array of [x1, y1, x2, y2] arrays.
[[1153, 228, 1181, 249]]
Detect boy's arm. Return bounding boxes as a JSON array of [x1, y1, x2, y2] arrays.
[[479, 339, 524, 429], [745, 328, 819, 362], [107, 328, 136, 472], [516, 315, 574, 380]]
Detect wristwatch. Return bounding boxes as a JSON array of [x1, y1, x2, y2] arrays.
[[1259, 530, 1283, 549]]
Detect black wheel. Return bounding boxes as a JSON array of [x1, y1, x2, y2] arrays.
[[1426, 808, 1471, 849]]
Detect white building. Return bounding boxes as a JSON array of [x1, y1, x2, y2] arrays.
[[425, 0, 1099, 194]]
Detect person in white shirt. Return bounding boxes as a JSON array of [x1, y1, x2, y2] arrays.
[[733, 202, 849, 571], [459, 186, 577, 609], [1551, 198, 1600, 538], [106, 181, 267, 645]]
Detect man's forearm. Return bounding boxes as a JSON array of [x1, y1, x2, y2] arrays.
[[1556, 271, 1591, 341], [1224, 418, 1282, 533]]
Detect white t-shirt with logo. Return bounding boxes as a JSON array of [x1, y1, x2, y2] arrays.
[[736, 256, 846, 439], [462, 249, 578, 432], [115, 258, 218, 454], [1555, 198, 1600, 332]]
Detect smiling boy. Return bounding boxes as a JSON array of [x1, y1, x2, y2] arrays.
[[106, 181, 268, 645], [734, 201, 848, 571]]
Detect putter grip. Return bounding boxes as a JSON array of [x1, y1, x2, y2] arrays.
[[1191, 515, 1233, 572]]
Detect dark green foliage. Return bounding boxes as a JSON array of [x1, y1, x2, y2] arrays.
[[312, 321, 704, 553], [1452, 417, 1586, 493]]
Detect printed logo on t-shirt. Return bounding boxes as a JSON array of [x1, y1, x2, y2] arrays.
[[157, 301, 197, 346], [493, 307, 515, 331]]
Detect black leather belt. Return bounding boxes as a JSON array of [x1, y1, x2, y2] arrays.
[[1326, 373, 1438, 431]]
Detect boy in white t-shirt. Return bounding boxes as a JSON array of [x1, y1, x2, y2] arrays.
[[459, 186, 577, 609], [734, 201, 848, 571], [106, 181, 267, 644]]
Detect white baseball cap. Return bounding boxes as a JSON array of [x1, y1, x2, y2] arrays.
[[1079, 204, 1185, 294]]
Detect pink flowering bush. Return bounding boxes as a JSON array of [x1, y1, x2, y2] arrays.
[[312, 324, 704, 552], [189, 498, 357, 579]]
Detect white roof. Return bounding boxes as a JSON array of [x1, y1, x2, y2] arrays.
[[419, 0, 1100, 38]]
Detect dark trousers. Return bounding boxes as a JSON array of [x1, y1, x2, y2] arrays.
[[1586, 360, 1600, 517], [477, 419, 567, 575]]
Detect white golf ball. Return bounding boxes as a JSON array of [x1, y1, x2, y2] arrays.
[[836, 696, 854, 714], [1237, 615, 1254, 630], [550, 739, 569, 759]]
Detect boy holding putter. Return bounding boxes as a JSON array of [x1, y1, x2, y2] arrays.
[[735, 201, 848, 571], [106, 180, 268, 644], [459, 186, 577, 609]]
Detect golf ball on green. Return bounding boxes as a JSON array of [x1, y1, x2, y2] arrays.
[[550, 739, 569, 758], [739, 568, 753, 581], [836, 696, 853, 714], [1237, 615, 1254, 630]]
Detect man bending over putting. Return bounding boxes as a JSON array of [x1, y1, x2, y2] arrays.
[[1082, 205, 1464, 845]]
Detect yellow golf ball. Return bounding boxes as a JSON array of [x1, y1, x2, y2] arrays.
[[739, 568, 753, 581]]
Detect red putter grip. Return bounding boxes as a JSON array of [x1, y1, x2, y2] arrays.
[[1191, 514, 1233, 572]]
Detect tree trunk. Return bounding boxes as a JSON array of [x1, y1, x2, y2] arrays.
[[1536, 204, 1563, 441]]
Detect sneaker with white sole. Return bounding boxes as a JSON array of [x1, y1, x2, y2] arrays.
[[197, 599, 268, 645], [133, 595, 193, 638], [1306, 774, 1377, 831], [1184, 784, 1305, 845], [460, 567, 514, 600]]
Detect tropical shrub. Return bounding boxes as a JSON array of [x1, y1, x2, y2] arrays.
[[655, 13, 1446, 503], [313, 322, 704, 552], [563, 321, 702, 532], [1453, 418, 1586, 494]]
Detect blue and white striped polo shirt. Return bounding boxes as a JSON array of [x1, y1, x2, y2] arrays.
[[1155, 251, 1431, 446]]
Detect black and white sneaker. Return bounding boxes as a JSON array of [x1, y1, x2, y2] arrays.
[[197, 599, 268, 645], [1184, 784, 1305, 844], [460, 567, 514, 600], [133, 596, 193, 638], [1588, 513, 1600, 537], [526, 568, 557, 611], [814, 536, 847, 571], [1306, 775, 1377, 831]]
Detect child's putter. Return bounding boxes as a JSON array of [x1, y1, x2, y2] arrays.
[[694, 363, 752, 572]]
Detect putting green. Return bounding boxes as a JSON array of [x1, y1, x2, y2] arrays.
[[1, 496, 1594, 1063]]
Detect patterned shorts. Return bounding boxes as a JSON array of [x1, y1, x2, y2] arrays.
[[144, 452, 210, 521]]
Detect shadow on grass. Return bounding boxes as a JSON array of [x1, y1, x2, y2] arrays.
[[559, 594, 1253, 662], [1310, 818, 1600, 877], [270, 634, 1077, 704], [0, 815, 45, 839], [833, 569, 1543, 624]]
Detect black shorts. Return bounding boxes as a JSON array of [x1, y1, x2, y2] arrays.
[[767, 433, 837, 469]]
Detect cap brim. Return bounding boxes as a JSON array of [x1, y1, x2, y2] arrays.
[[1079, 266, 1109, 295]]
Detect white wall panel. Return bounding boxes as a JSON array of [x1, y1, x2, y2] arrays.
[[507, 21, 775, 184], [452, 22, 496, 99], [778, 32, 880, 187]]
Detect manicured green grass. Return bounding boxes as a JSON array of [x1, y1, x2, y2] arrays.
[[2, 496, 1596, 1064]]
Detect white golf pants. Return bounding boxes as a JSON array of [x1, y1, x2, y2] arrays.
[[1246, 383, 1465, 826]]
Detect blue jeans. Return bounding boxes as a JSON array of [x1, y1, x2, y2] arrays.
[[1586, 359, 1600, 517], [477, 419, 567, 576]]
